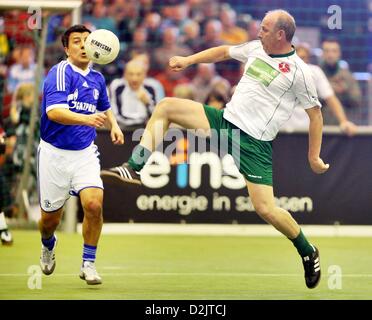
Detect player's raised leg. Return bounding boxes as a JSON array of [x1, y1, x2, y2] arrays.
[[101, 97, 211, 184], [246, 180, 321, 289], [79, 187, 103, 285], [39, 208, 62, 275]]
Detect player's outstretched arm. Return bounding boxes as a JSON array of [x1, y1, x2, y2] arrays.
[[47, 108, 107, 128], [169, 45, 231, 72], [305, 106, 330, 174], [104, 109, 124, 145]]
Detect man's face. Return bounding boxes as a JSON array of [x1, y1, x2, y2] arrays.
[[297, 47, 310, 63], [64, 32, 90, 67], [125, 67, 145, 91], [322, 41, 341, 66], [258, 15, 278, 54], [20, 48, 33, 67]]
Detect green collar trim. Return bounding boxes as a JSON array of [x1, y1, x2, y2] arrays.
[[269, 46, 296, 58]]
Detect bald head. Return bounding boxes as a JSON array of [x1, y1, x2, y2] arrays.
[[265, 10, 296, 42], [125, 60, 146, 90]]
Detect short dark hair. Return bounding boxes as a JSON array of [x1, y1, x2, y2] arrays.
[[61, 24, 91, 48], [322, 38, 340, 46]]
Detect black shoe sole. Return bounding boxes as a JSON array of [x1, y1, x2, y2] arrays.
[[307, 271, 321, 289], [100, 170, 141, 185]]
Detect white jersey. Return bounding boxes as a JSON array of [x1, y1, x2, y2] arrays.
[[284, 64, 333, 130], [224, 40, 321, 141]]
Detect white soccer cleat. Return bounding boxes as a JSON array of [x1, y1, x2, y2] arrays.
[[0, 229, 13, 245], [79, 261, 102, 285], [40, 236, 57, 275]]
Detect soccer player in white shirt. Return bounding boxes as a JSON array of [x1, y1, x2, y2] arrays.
[[102, 10, 327, 288], [38, 25, 124, 285]]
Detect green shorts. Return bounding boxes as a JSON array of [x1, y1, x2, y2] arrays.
[[203, 104, 273, 186]]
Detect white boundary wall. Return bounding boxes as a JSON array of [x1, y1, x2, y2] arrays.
[[77, 223, 372, 237]]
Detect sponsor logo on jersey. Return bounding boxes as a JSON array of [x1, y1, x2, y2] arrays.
[[70, 101, 97, 113], [246, 58, 280, 86], [93, 88, 99, 100], [279, 62, 290, 73]]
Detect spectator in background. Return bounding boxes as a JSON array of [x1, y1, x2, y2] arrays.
[[124, 27, 150, 62], [220, 7, 248, 45], [195, 0, 221, 33], [109, 60, 156, 128], [108, 0, 127, 26], [283, 43, 357, 136], [182, 20, 202, 53], [7, 46, 36, 94], [139, 0, 155, 21], [155, 65, 190, 97], [132, 52, 165, 103], [320, 39, 362, 125], [10, 83, 40, 180], [83, 1, 118, 34], [205, 86, 230, 111], [117, 0, 140, 44], [152, 26, 192, 74], [45, 14, 73, 70], [173, 83, 195, 100], [142, 12, 163, 48], [0, 17, 9, 59], [191, 63, 230, 103], [198, 19, 223, 51], [0, 130, 13, 245], [160, 2, 192, 33]]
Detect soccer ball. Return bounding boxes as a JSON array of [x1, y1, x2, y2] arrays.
[[84, 29, 120, 65]]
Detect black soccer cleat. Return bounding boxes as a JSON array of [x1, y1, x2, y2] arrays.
[[302, 246, 321, 289], [100, 163, 141, 185]]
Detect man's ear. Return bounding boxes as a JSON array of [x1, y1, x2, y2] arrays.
[[278, 29, 286, 41], [64, 47, 69, 57]]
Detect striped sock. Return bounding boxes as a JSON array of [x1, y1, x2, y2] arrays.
[[41, 235, 56, 251], [83, 244, 97, 263]]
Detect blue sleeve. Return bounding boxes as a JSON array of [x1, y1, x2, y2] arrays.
[[44, 62, 71, 112], [97, 73, 111, 112]]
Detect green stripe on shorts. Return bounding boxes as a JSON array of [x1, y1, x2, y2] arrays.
[[203, 104, 273, 186]]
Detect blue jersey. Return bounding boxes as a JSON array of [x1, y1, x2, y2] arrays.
[[40, 60, 110, 150]]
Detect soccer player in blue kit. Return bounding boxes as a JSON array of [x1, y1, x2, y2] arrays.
[[38, 25, 124, 285]]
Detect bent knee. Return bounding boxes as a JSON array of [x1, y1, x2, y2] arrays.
[[83, 200, 102, 216], [253, 202, 274, 221]]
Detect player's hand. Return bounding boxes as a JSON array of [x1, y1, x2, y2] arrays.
[[309, 157, 330, 174], [169, 56, 190, 72], [340, 120, 357, 137], [111, 125, 124, 145], [86, 113, 107, 128]]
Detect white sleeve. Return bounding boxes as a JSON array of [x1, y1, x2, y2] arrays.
[[293, 63, 322, 110], [310, 65, 334, 100], [228, 41, 260, 63]]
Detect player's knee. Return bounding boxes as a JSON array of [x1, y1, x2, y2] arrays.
[[83, 199, 102, 218], [41, 215, 60, 231], [254, 202, 274, 221], [156, 97, 176, 116]]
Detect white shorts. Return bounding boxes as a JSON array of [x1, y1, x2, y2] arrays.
[[37, 140, 103, 212]]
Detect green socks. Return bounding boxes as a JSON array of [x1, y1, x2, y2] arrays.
[[290, 229, 314, 257], [128, 145, 152, 172]]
